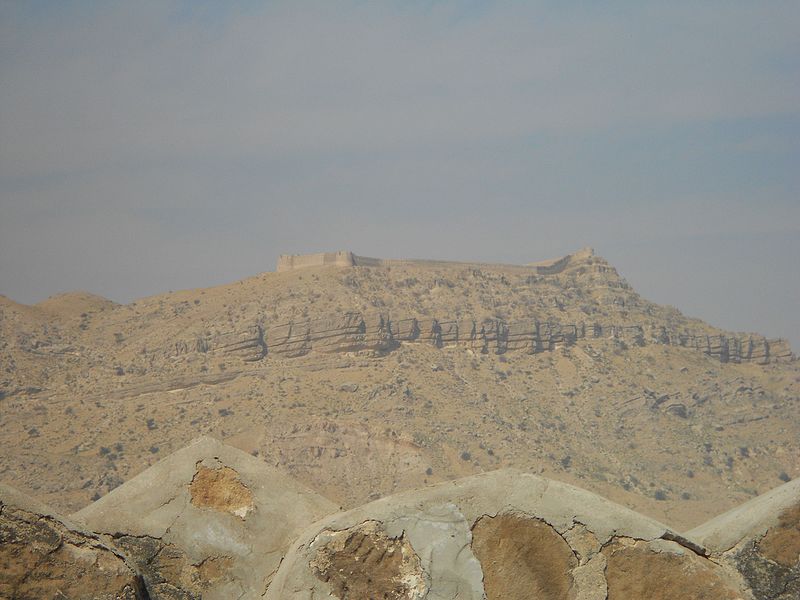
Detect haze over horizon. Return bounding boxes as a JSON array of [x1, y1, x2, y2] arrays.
[[1, 1, 798, 349]]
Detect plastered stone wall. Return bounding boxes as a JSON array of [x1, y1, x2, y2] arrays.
[[5, 440, 799, 598], [71, 437, 339, 600], [264, 470, 748, 600]]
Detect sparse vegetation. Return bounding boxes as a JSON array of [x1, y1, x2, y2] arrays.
[[0, 248, 797, 536]]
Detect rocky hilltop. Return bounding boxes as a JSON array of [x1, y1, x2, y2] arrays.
[[0, 248, 798, 533], [231, 248, 794, 365]]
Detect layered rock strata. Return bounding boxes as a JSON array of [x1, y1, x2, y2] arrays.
[[178, 324, 266, 362], [185, 312, 793, 365]]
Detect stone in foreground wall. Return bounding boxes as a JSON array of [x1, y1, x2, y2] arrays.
[[6, 437, 799, 598], [0, 484, 145, 599]]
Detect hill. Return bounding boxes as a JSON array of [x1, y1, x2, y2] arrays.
[[0, 248, 797, 530]]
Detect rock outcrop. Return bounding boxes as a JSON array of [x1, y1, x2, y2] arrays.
[[185, 312, 793, 365], [0, 484, 146, 599], [187, 324, 266, 362], [71, 437, 339, 600], [268, 249, 795, 365]]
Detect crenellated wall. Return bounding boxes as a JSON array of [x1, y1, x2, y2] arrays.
[[184, 312, 794, 365], [277, 251, 356, 272], [275, 248, 599, 276]]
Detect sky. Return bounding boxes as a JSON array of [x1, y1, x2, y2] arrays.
[[1, 1, 798, 349]]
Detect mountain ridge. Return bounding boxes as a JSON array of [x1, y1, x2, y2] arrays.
[[1, 248, 797, 532]]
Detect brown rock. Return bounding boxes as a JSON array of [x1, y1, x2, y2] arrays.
[[471, 513, 577, 600], [758, 501, 800, 568], [0, 484, 144, 600], [604, 540, 741, 600], [188, 465, 254, 519]]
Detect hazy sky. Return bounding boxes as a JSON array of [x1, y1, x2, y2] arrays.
[[1, 2, 798, 349]]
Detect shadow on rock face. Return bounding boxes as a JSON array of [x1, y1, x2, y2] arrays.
[[111, 534, 235, 599], [757, 502, 800, 568], [736, 501, 800, 600]]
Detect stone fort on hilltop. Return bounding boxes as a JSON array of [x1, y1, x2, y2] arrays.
[[261, 248, 795, 365], [276, 248, 597, 275]]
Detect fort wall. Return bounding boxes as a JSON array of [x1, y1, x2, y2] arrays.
[[277, 251, 355, 272], [276, 249, 597, 276]]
